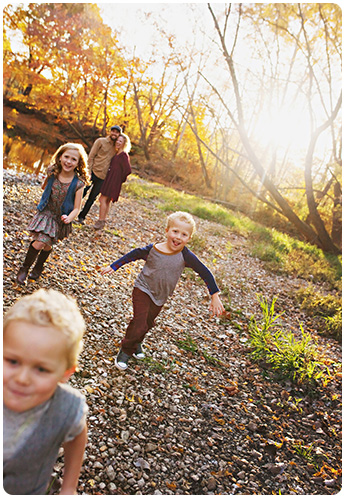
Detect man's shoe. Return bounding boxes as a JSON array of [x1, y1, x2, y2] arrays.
[[133, 343, 145, 360], [77, 217, 85, 225], [115, 350, 130, 370]]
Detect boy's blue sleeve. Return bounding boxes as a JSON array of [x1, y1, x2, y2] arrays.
[[110, 244, 153, 271], [182, 247, 220, 295]]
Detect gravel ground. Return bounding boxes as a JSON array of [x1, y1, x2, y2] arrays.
[[3, 170, 342, 495]]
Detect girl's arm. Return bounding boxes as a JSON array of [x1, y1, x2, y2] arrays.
[[60, 424, 87, 495], [61, 187, 84, 224]]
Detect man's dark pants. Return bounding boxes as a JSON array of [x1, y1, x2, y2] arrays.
[[79, 172, 104, 219]]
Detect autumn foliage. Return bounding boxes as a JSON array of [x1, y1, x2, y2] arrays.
[[3, 3, 342, 254]]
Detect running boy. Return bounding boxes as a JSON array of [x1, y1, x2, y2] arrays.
[[101, 211, 225, 370], [3, 289, 88, 495]]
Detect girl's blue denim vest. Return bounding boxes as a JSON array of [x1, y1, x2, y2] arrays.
[[37, 174, 79, 215]]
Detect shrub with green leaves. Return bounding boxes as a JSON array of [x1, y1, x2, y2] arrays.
[[247, 295, 335, 386]]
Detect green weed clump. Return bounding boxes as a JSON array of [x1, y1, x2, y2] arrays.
[[247, 295, 335, 386], [176, 333, 223, 366], [296, 287, 342, 340]]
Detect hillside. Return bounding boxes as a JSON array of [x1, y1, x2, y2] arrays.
[[3, 170, 341, 495]]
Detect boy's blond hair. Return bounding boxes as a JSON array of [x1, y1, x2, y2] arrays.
[[3, 289, 85, 369], [166, 211, 196, 236]]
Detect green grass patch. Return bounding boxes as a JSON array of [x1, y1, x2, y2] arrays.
[[296, 287, 342, 340], [176, 334, 198, 353], [201, 350, 223, 366], [142, 355, 169, 373], [176, 333, 223, 367], [247, 295, 338, 386]]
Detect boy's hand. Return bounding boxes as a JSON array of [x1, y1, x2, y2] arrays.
[[100, 265, 114, 275], [209, 293, 225, 317]]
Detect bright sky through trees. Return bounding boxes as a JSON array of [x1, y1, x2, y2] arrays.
[[99, 2, 209, 58], [99, 2, 332, 158], [3, 2, 341, 253]]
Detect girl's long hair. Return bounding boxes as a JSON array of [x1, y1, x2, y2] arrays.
[[49, 143, 90, 184]]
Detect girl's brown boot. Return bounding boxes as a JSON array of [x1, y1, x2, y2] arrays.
[[28, 249, 52, 280], [16, 242, 40, 284]]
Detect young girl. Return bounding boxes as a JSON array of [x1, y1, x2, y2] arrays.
[[16, 143, 89, 284], [94, 133, 132, 230], [100, 211, 225, 370], [3, 288, 88, 495]]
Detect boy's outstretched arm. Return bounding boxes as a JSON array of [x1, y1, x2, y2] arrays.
[[60, 424, 87, 495], [209, 292, 225, 317], [99, 245, 153, 276], [100, 265, 114, 275]]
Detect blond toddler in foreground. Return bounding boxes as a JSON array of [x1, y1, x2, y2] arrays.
[[3, 288, 88, 495]]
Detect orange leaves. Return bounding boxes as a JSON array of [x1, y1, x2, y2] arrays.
[[166, 482, 177, 491], [220, 379, 238, 397]]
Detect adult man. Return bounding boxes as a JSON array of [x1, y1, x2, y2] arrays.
[[78, 125, 122, 224]]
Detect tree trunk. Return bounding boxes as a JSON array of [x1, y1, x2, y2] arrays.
[[331, 181, 342, 248], [207, 3, 341, 255]]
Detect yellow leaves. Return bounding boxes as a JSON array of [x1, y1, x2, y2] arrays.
[[84, 384, 104, 396], [213, 416, 225, 425], [67, 254, 74, 261]]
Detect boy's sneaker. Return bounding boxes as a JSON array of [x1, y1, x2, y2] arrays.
[[133, 343, 145, 360], [115, 350, 130, 370]]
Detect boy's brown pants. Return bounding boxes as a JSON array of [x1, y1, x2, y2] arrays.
[[121, 287, 163, 355]]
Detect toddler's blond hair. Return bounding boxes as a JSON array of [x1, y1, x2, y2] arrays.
[[3, 289, 85, 369], [166, 211, 196, 236]]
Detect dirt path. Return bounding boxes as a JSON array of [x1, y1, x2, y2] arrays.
[[3, 171, 341, 495]]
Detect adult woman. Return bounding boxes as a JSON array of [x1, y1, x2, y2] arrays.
[[94, 133, 132, 230]]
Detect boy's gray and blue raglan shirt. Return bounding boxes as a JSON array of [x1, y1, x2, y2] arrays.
[[110, 244, 219, 306]]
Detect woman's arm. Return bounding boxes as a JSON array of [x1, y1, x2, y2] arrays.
[[60, 424, 87, 495]]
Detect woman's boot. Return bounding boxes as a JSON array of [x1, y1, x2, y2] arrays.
[[16, 242, 40, 284], [94, 220, 106, 230], [28, 249, 52, 280]]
